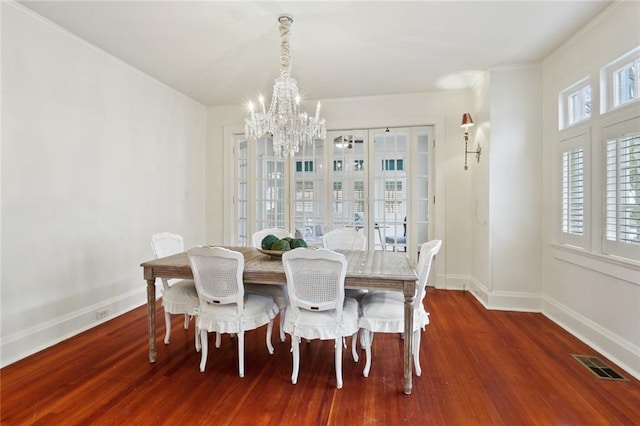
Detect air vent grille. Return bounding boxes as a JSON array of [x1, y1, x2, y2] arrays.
[[572, 354, 628, 381]]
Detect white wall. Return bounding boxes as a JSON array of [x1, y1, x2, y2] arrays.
[[205, 91, 475, 290], [0, 3, 207, 366], [541, 2, 640, 379], [468, 66, 544, 310], [470, 72, 491, 293]]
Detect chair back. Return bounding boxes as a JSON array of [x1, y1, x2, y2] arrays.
[[322, 228, 367, 250], [151, 232, 186, 290], [416, 240, 442, 303], [151, 232, 185, 258], [282, 248, 348, 315], [251, 228, 293, 248], [188, 246, 245, 307]]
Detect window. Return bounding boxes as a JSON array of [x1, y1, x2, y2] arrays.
[[559, 78, 591, 129], [603, 117, 640, 260], [382, 159, 405, 171], [295, 160, 314, 172], [333, 181, 343, 213], [601, 46, 640, 113], [558, 132, 589, 248], [295, 181, 315, 213], [384, 181, 404, 213], [568, 86, 591, 125]]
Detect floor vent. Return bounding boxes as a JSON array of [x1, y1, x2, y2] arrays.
[[572, 354, 628, 381]]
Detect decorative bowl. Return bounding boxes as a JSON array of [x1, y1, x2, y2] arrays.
[[256, 248, 288, 258]]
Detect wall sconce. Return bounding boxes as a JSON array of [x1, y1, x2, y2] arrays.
[[461, 113, 481, 170]]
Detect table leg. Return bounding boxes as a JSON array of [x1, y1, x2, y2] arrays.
[[403, 281, 415, 394], [146, 278, 157, 363]]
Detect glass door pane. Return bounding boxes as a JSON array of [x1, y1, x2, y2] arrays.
[[371, 128, 409, 251], [414, 128, 432, 250], [236, 135, 249, 246], [292, 139, 324, 246], [328, 131, 368, 242], [255, 136, 286, 233]]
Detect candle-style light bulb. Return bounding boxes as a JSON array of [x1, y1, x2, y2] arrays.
[[248, 101, 255, 120], [315, 102, 321, 121], [258, 95, 266, 114]]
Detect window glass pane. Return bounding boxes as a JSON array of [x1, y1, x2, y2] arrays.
[[614, 63, 637, 106], [583, 86, 592, 118], [569, 91, 581, 125]]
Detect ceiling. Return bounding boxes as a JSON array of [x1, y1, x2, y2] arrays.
[[17, 1, 612, 107]]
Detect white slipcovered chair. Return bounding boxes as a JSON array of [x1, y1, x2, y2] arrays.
[[322, 227, 368, 351], [322, 227, 367, 251], [282, 248, 359, 389], [188, 246, 278, 376], [247, 228, 292, 342], [150, 232, 199, 346], [358, 239, 442, 377]]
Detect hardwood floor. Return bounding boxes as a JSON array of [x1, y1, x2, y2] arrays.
[[2, 289, 639, 425]]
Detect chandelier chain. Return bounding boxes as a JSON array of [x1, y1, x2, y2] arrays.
[[279, 16, 292, 78]]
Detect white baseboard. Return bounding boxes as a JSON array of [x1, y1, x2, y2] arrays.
[[0, 288, 147, 368], [468, 277, 542, 312], [463, 275, 639, 380], [542, 296, 640, 381], [441, 274, 467, 290]]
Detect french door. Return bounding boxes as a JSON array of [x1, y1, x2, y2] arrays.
[[232, 126, 433, 260]]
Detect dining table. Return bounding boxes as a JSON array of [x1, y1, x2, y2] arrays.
[[140, 246, 419, 394]]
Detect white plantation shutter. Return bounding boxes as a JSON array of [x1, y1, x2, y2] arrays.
[[558, 131, 589, 248], [606, 134, 640, 245], [562, 148, 585, 235], [603, 117, 640, 260]]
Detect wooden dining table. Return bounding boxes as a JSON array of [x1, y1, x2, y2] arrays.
[[140, 247, 419, 394]]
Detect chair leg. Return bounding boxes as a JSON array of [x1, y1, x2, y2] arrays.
[[164, 311, 172, 344], [291, 334, 300, 384], [215, 332, 221, 348], [183, 313, 189, 329], [266, 320, 275, 354], [351, 331, 359, 363], [335, 337, 343, 389], [413, 329, 422, 376], [279, 309, 286, 342], [195, 325, 201, 352], [363, 330, 372, 377], [199, 329, 209, 372], [238, 331, 245, 378]]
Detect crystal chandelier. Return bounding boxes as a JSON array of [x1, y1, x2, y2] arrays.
[[245, 15, 326, 158]]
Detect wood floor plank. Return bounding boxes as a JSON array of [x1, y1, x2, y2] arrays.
[[2, 289, 639, 425]]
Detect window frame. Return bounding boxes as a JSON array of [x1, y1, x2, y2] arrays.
[[600, 46, 640, 114], [559, 77, 592, 130]]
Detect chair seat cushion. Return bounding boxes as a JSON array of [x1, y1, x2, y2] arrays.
[[283, 297, 359, 340], [359, 291, 429, 333], [244, 283, 287, 310], [196, 293, 279, 334], [162, 280, 198, 315]]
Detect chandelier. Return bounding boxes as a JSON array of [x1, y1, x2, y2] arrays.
[[245, 14, 326, 158]]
